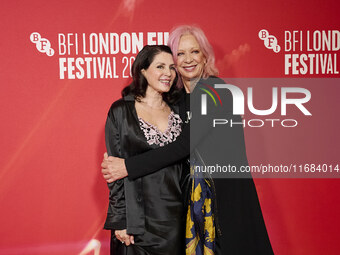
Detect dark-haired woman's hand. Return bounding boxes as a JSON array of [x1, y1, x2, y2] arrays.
[[114, 229, 134, 246]]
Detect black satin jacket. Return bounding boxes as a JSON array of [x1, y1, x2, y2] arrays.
[[103, 94, 180, 235]]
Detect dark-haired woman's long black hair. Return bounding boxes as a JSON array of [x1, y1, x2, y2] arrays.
[[122, 45, 181, 104]]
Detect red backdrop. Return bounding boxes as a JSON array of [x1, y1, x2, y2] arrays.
[[1, 0, 340, 254]]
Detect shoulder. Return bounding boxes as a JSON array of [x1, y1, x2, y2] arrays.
[[200, 76, 226, 86], [108, 98, 125, 115], [197, 76, 234, 113], [107, 96, 134, 119], [203, 76, 232, 97], [196, 76, 228, 95]]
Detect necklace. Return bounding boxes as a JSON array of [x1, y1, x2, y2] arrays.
[[139, 100, 168, 111]]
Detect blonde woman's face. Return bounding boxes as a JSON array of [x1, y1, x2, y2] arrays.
[[176, 34, 206, 81]]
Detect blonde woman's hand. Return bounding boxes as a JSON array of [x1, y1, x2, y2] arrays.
[[101, 152, 128, 183]]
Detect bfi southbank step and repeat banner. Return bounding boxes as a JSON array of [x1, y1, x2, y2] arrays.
[[1, 0, 339, 254]]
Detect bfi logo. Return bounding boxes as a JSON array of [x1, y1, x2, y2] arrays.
[[259, 29, 281, 53], [30, 32, 55, 56]]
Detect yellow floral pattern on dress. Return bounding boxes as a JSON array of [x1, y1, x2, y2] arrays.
[[185, 165, 216, 255]]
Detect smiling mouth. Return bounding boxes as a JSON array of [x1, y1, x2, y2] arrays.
[[160, 79, 171, 86], [182, 65, 196, 72]]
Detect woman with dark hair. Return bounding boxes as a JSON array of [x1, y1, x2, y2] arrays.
[[103, 26, 273, 255], [103, 44, 186, 255]]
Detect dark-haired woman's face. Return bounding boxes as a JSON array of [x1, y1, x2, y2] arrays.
[[176, 34, 206, 81], [142, 52, 176, 94]]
